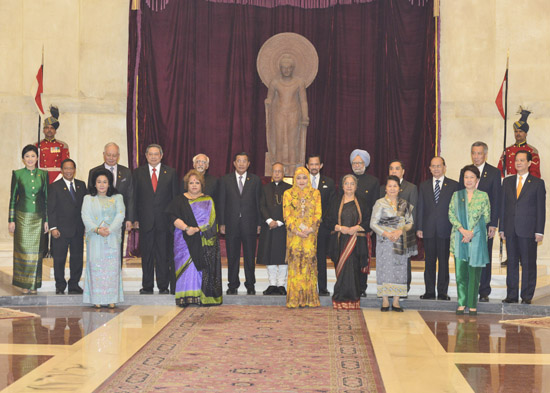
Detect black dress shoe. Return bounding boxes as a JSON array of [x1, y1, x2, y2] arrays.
[[263, 286, 277, 295], [159, 289, 170, 294], [479, 296, 490, 303], [521, 299, 532, 304], [391, 305, 404, 312], [226, 288, 238, 295], [278, 286, 287, 295], [502, 298, 518, 303], [319, 289, 330, 296], [420, 294, 436, 300], [380, 306, 390, 312], [437, 294, 451, 301], [68, 286, 84, 294], [55, 289, 65, 295], [247, 288, 256, 295], [139, 288, 154, 294], [360, 291, 367, 298]]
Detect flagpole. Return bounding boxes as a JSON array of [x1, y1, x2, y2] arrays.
[[37, 46, 44, 168], [499, 50, 509, 265]]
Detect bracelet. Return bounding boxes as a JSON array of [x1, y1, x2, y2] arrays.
[[183, 227, 189, 232]]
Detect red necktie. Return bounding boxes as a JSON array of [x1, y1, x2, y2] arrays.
[[152, 168, 158, 192]]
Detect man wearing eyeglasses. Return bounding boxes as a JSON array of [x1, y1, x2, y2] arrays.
[[416, 156, 459, 301], [181, 154, 219, 207]]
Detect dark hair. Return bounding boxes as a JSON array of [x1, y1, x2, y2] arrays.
[[460, 164, 480, 180], [22, 144, 38, 159], [306, 154, 322, 163], [183, 169, 205, 190], [233, 152, 250, 161], [516, 150, 532, 162], [386, 175, 401, 186], [89, 168, 117, 196], [431, 156, 446, 166], [388, 159, 405, 170], [61, 158, 76, 169]]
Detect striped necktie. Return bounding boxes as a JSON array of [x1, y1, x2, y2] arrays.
[[434, 179, 440, 204]]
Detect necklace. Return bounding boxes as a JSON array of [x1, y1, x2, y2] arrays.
[[385, 196, 398, 211]]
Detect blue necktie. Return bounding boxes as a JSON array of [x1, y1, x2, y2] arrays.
[[434, 179, 440, 204], [69, 182, 76, 201]]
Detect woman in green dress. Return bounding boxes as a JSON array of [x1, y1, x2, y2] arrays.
[[8, 145, 49, 294], [449, 165, 490, 315]]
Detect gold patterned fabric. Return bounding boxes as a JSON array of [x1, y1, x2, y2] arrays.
[[9, 168, 48, 290], [283, 167, 322, 308]]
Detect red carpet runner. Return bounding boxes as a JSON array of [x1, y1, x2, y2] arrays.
[[96, 305, 385, 392]]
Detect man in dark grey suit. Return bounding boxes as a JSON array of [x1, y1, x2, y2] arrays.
[[381, 160, 418, 292], [219, 152, 262, 295], [48, 159, 87, 294], [133, 144, 179, 294], [180, 153, 219, 202], [500, 150, 546, 304], [459, 141, 501, 302], [417, 156, 459, 300], [306, 154, 335, 296], [88, 143, 134, 234]]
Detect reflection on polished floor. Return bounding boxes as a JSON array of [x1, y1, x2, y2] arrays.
[[0, 305, 549, 392]]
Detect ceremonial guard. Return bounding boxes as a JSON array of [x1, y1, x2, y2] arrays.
[[257, 163, 292, 295], [35, 106, 70, 184], [498, 107, 541, 178]]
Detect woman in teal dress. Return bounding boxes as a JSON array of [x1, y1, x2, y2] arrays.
[[449, 165, 490, 315], [81, 169, 125, 308], [165, 170, 222, 307], [8, 145, 49, 294]]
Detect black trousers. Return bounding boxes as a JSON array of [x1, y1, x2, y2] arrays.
[[423, 236, 450, 296], [478, 236, 494, 297], [226, 220, 257, 290], [52, 234, 84, 292], [140, 228, 171, 292], [316, 225, 330, 292], [505, 233, 538, 301]]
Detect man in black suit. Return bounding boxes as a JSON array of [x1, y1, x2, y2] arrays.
[[180, 153, 219, 202], [348, 149, 379, 297], [48, 159, 87, 294], [88, 142, 135, 261], [257, 162, 292, 295], [417, 156, 459, 300], [459, 142, 501, 302], [219, 152, 262, 295], [500, 150, 546, 304], [133, 144, 179, 294], [381, 160, 418, 291], [306, 154, 335, 296]]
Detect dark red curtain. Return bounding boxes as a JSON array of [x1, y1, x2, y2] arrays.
[[127, 0, 436, 185]]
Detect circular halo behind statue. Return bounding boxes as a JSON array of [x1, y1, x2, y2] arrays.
[[257, 32, 319, 89]]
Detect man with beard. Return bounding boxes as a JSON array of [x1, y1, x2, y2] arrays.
[[181, 153, 219, 203]]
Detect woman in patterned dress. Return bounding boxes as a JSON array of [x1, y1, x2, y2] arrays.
[[449, 165, 490, 316], [81, 169, 125, 308], [8, 145, 49, 294], [283, 166, 322, 308], [165, 169, 222, 307], [371, 175, 417, 312]]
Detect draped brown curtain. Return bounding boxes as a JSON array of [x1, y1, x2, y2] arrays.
[[127, 0, 436, 185]]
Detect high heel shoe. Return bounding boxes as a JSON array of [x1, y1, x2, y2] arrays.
[[380, 306, 390, 312]]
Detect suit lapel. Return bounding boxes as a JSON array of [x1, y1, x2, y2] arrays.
[[60, 181, 76, 205]]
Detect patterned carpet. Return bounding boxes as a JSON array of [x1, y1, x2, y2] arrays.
[[96, 305, 385, 392], [500, 316, 550, 329]]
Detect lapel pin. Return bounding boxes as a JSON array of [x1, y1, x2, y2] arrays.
[[247, 177, 250, 181], [64, 187, 67, 190], [444, 183, 447, 186], [163, 171, 167, 174], [528, 180, 531, 183]]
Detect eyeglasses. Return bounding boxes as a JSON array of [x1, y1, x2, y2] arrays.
[[352, 162, 365, 166]]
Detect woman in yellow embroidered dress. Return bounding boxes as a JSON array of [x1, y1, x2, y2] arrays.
[[283, 166, 322, 308]]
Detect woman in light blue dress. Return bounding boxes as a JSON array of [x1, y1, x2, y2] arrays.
[[81, 168, 125, 308]]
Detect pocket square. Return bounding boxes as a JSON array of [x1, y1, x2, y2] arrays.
[[323, 185, 328, 188], [120, 178, 127, 183]]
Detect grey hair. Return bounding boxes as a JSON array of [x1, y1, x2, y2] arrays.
[[146, 143, 163, 155], [471, 141, 488, 154], [193, 153, 210, 165], [342, 174, 358, 187], [104, 142, 120, 153]]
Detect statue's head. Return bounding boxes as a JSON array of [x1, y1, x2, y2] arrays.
[[279, 54, 295, 77]]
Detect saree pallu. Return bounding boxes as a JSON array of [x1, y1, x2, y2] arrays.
[[13, 211, 45, 290], [173, 197, 222, 306]]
